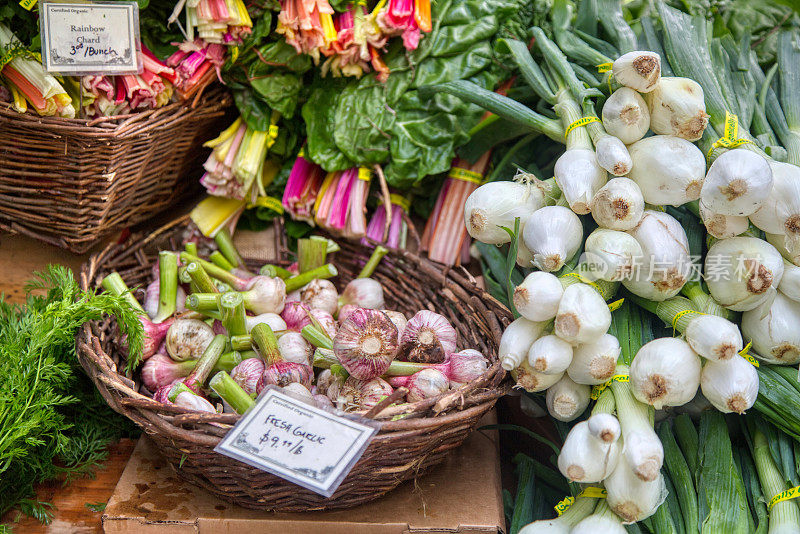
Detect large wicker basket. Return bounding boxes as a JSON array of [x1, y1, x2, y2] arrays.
[[0, 87, 232, 253], [77, 216, 513, 511]]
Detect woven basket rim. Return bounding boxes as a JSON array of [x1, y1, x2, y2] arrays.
[[77, 215, 513, 436]]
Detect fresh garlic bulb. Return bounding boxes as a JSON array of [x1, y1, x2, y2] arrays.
[[399, 310, 457, 364], [513, 271, 563, 322], [587, 413, 621, 444], [590, 178, 645, 231], [336, 376, 394, 412], [464, 181, 547, 244], [300, 279, 339, 315], [165, 319, 216, 362], [230, 358, 265, 396], [244, 277, 287, 314], [245, 313, 287, 334], [645, 77, 709, 140], [767, 232, 800, 267], [602, 87, 650, 144], [701, 149, 773, 216], [522, 206, 583, 272], [583, 228, 643, 282], [604, 456, 667, 523], [612, 51, 661, 93], [554, 283, 611, 345], [528, 334, 573, 374], [557, 421, 620, 482], [337, 304, 360, 325], [257, 362, 314, 391], [568, 333, 620, 385], [700, 356, 758, 414], [406, 368, 449, 402], [705, 237, 784, 311], [623, 210, 691, 301], [173, 391, 217, 413], [281, 301, 311, 332], [277, 332, 313, 365], [684, 314, 742, 361], [546, 375, 590, 421], [630, 337, 701, 409], [571, 514, 626, 534], [499, 317, 548, 370], [750, 160, 800, 257], [779, 259, 800, 302], [627, 136, 705, 206], [742, 291, 800, 364], [309, 308, 338, 339], [553, 148, 607, 214], [699, 201, 749, 239], [381, 310, 408, 340], [512, 361, 564, 392], [340, 278, 385, 310], [594, 135, 633, 176], [449, 349, 489, 386], [282, 382, 315, 405], [334, 309, 399, 379]]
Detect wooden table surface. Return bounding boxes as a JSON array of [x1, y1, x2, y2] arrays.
[[0, 233, 137, 534]]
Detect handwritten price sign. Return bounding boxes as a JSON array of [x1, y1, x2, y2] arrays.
[[40, 1, 141, 75], [215, 388, 379, 496]]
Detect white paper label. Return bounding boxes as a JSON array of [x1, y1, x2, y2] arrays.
[[215, 388, 379, 497], [40, 1, 141, 74]]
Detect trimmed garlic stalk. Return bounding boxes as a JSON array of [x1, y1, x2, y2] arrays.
[[645, 77, 709, 140], [513, 271, 563, 322], [554, 148, 607, 214], [779, 259, 800, 302], [512, 361, 564, 392], [554, 283, 611, 345], [590, 178, 645, 231], [630, 337, 701, 409], [624, 210, 691, 301], [527, 335, 573, 375], [334, 308, 399, 379], [700, 356, 758, 414], [277, 332, 313, 365], [406, 368, 450, 402], [499, 317, 548, 370], [568, 333, 621, 385], [546, 375, 590, 421], [699, 201, 749, 239], [165, 319, 216, 361], [340, 278, 385, 310], [400, 310, 457, 363], [684, 314, 742, 361], [627, 136, 705, 206], [705, 237, 784, 311], [742, 291, 800, 364], [464, 181, 548, 244], [749, 161, 800, 257], [612, 51, 661, 93], [583, 228, 643, 282], [522, 206, 583, 272], [700, 149, 773, 216], [604, 454, 667, 523], [602, 87, 650, 144], [300, 279, 339, 315], [557, 420, 620, 482]]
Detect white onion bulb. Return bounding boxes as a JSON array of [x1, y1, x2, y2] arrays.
[[779, 259, 800, 302], [554, 283, 611, 345], [701, 149, 773, 216], [499, 317, 548, 370], [684, 314, 743, 361], [464, 181, 547, 244], [546, 374, 590, 422], [750, 161, 800, 257], [590, 177, 645, 231], [557, 421, 620, 482], [705, 237, 784, 311], [522, 206, 583, 272], [512, 361, 564, 392], [513, 271, 564, 322], [595, 135, 633, 176], [645, 77, 709, 141], [554, 149, 607, 214], [699, 201, 749, 239], [568, 333, 620, 385], [741, 291, 800, 364], [583, 228, 643, 282], [605, 455, 667, 523], [630, 337, 701, 409], [602, 87, 650, 144], [627, 135, 705, 206], [527, 334, 573, 374], [700, 356, 758, 414], [612, 51, 661, 93]]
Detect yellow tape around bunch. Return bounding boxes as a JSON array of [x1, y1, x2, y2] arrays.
[[607, 298, 625, 312], [590, 374, 630, 400], [564, 116, 601, 138], [19, 0, 36, 10], [358, 167, 372, 182], [448, 167, 484, 184], [707, 111, 754, 158], [0, 46, 41, 71], [597, 62, 613, 73], [389, 193, 411, 213], [768, 485, 800, 510], [555, 487, 608, 516], [560, 272, 610, 300], [738, 341, 759, 367], [247, 195, 284, 214], [671, 309, 706, 334]]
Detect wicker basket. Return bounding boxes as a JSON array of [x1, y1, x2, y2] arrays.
[[0, 87, 232, 253], [77, 216, 513, 511]]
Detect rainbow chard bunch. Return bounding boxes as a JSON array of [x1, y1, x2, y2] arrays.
[[169, 0, 253, 45]]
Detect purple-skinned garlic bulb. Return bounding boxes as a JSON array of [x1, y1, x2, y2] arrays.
[[336, 376, 394, 412], [340, 278, 385, 310], [256, 362, 313, 392], [406, 368, 449, 402], [334, 308, 399, 379], [277, 332, 313, 365], [382, 310, 408, 340], [281, 301, 311, 332], [400, 310, 457, 364], [309, 308, 338, 338], [244, 313, 287, 333], [449, 349, 489, 387], [230, 358, 265, 396], [165, 318, 215, 361], [300, 279, 339, 315], [337, 304, 361, 324], [281, 382, 315, 404], [141, 352, 194, 391]]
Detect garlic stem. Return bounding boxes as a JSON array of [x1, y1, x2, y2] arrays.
[[252, 323, 282, 364], [210, 251, 235, 271], [180, 252, 242, 288], [186, 261, 220, 294], [301, 325, 334, 350], [285, 264, 338, 293], [102, 272, 145, 313], [260, 264, 293, 279], [220, 291, 247, 336], [210, 371, 254, 414], [183, 334, 227, 392], [214, 227, 248, 271], [154, 252, 178, 324], [358, 245, 389, 278]]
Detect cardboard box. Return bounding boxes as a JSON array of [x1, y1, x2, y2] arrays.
[[103, 413, 505, 534]]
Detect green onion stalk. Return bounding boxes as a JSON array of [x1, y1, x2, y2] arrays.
[[752, 429, 800, 532]]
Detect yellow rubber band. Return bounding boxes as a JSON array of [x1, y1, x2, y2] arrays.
[[389, 193, 411, 213], [448, 167, 484, 184], [707, 111, 754, 158], [590, 374, 630, 400], [297, 148, 305, 158], [565, 116, 601, 138], [231, 46, 240, 64], [607, 298, 625, 312], [560, 272, 608, 300], [555, 487, 607, 516], [597, 62, 613, 73], [247, 196, 284, 214], [358, 167, 372, 182], [266, 124, 280, 150], [739, 341, 759, 367], [768, 485, 800, 510], [671, 309, 706, 333], [19, 0, 36, 10]]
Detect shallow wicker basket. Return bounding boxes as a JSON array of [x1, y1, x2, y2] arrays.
[[0, 87, 232, 253], [77, 216, 513, 511]]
